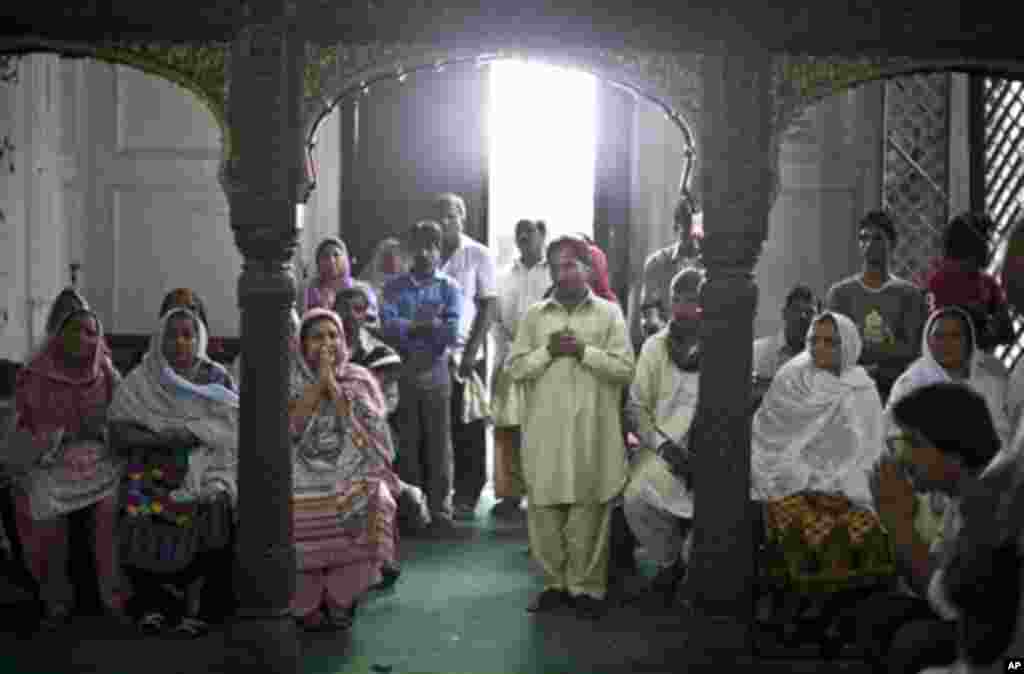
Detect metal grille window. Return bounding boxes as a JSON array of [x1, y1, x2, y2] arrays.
[[986, 78, 1024, 370], [883, 73, 950, 284]]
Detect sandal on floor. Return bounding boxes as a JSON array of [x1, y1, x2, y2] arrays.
[[39, 602, 72, 632], [296, 609, 330, 632], [138, 611, 166, 636], [172, 616, 209, 639], [325, 602, 357, 631]]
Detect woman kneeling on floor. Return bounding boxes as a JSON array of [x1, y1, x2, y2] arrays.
[[289, 308, 399, 631], [109, 306, 238, 638]]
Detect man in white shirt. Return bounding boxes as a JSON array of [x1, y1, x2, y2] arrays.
[[491, 219, 550, 518], [437, 193, 499, 521], [752, 284, 817, 406]]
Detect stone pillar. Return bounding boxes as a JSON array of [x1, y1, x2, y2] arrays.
[[221, 4, 304, 672], [339, 97, 359, 241], [685, 46, 773, 656]]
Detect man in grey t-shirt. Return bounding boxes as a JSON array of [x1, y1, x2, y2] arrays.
[[825, 210, 928, 403]]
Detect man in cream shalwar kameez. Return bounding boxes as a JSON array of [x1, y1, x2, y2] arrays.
[[507, 236, 634, 619], [623, 268, 704, 603]]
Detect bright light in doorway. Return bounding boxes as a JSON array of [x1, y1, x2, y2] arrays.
[[488, 60, 597, 270]]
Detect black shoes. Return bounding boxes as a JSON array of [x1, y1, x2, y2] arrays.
[[573, 595, 607, 620], [526, 589, 607, 619], [526, 588, 573, 613]]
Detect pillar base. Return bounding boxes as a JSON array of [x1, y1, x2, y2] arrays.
[[220, 612, 300, 673]]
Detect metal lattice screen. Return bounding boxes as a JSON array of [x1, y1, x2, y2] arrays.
[[987, 78, 1024, 370], [883, 73, 950, 284]]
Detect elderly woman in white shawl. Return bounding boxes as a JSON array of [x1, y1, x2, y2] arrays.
[[108, 306, 238, 638], [886, 305, 1012, 549], [751, 310, 886, 512]]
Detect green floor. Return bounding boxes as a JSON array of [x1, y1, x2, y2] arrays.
[[0, 487, 871, 674]]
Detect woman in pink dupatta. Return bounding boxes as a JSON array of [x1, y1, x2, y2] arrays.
[[11, 307, 124, 629], [301, 237, 355, 314], [288, 308, 399, 631]]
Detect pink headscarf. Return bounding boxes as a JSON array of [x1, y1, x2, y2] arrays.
[[588, 244, 619, 304], [16, 308, 117, 437], [296, 308, 385, 418]]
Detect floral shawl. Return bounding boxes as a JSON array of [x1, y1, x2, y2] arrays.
[[289, 309, 397, 552], [751, 311, 886, 511], [13, 308, 122, 519], [108, 307, 239, 505], [290, 309, 396, 495]]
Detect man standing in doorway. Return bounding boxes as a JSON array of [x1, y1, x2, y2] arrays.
[[508, 235, 635, 619], [437, 193, 499, 521], [825, 210, 927, 403], [637, 193, 702, 345], [491, 219, 550, 519]]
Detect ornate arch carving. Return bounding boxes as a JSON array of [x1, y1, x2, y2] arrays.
[[302, 42, 702, 200]]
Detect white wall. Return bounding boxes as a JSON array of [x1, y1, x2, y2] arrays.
[[755, 81, 884, 339], [2, 55, 239, 357], [297, 106, 341, 283], [629, 98, 689, 281], [76, 62, 237, 337], [0, 54, 66, 361]]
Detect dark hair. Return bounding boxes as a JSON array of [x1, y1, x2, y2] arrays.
[[515, 219, 546, 236], [299, 313, 343, 347], [859, 210, 897, 245], [943, 211, 994, 269], [890, 382, 1001, 471], [56, 307, 99, 337], [315, 237, 348, 260], [783, 284, 815, 309], [46, 288, 88, 337], [929, 305, 977, 359], [159, 288, 208, 330], [408, 220, 443, 247], [546, 235, 593, 268], [945, 538, 1022, 666], [670, 266, 705, 295]]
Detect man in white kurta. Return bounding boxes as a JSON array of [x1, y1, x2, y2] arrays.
[[507, 236, 634, 618], [623, 267, 704, 603], [491, 219, 550, 517]]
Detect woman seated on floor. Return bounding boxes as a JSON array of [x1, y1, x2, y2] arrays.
[[108, 306, 238, 638], [8, 307, 125, 630], [334, 281, 431, 587], [886, 305, 1013, 547], [750, 310, 890, 616], [288, 308, 399, 631]]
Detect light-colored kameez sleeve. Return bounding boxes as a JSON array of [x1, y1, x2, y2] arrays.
[[627, 335, 662, 452], [578, 304, 635, 387], [506, 304, 554, 382]]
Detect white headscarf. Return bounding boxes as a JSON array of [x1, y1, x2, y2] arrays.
[[109, 307, 239, 503], [751, 311, 885, 511], [888, 306, 1011, 449]]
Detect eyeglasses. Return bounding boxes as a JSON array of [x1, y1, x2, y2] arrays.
[[886, 431, 927, 460]]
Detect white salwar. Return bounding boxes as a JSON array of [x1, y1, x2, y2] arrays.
[[750, 311, 886, 513], [622, 328, 698, 568]]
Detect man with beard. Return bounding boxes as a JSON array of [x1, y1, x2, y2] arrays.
[[622, 267, 704, 606], [752, 284, 818, 407], [508, 235, 635, 620]]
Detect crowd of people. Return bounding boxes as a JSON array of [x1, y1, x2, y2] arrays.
[[1, 192, 1023, 674]]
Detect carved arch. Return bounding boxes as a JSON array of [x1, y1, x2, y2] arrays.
[[301, 43, 702, 203], [0, 37, 231, 194]]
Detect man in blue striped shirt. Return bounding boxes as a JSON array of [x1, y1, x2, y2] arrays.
[[380, 221, 463, 534]]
